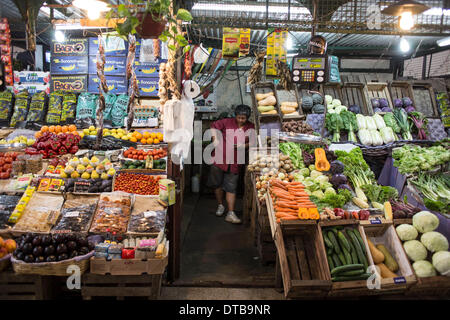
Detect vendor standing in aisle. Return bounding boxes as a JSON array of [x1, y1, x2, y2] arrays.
[[207, 104, 255, 224]]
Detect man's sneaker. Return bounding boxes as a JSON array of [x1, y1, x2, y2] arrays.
[[215, 204, 225, 217], [225, 211, 242, 224]]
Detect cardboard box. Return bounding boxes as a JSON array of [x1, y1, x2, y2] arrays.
[[89, 36, 127, 56], [159, 179, 175, 205], [88, 56, 126, 75], [51, 38, 89, 56], [13, 83, 50, 95], [50, 75, 88, 93], [134, 61, 160, 77], [50, 56, 88, 75], [13, 71, 50, 85], [136, 77, 158, 97], [89, 255, 168, 275], [88, 75, 127, 94]]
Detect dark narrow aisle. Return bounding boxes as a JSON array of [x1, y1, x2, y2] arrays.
[[175, 195, 275, 286]]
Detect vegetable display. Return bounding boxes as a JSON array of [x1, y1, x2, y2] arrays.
[[325, 113, 343, 142], [323, 226, 370, 281], [392, 145, 450, 174], [409, 174, 450, 215], [393, 108, 413, 140], [281, 120, 314, 135], [339, 111, 358, 142], [279, 142, 305, 169]]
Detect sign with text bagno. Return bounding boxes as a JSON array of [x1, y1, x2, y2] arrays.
[[89, 37, 128, 56], [50, 56, 88, 75], [50, 75, 88, 92], [88, 75, 127, 94], [51, 38, 89, 56], [88, 56, 126, 75], [137, 77, 158, 97]]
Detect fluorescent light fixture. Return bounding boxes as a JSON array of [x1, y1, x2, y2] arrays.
[[399, 11, 414, 30], [286, 37, 293, 50], [55, 30, 65, 42], [400, 37, 410, 52], [437, 36, 450, 47], [192, 3, 310, 15]]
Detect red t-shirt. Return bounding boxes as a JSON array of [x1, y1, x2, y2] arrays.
[[210, 118, 255, 174]]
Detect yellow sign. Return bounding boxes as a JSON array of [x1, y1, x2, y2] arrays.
[[222, 27, 240, 58], [239, 28, 251, 57], [266, 29, 287, 76]]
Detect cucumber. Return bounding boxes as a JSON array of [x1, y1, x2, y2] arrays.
[[342, 247, 352, 265], [352, 228, 367, 255], [335, 225, 344, 230], [338, 269, 366, 276], [327, 254, 335, 271], [332, 254, 341, 267], [337, 231, 351, 252], [325, 227, 338, 236], [327, 231, 341, 254], [338, 252, 346, 265], [331, 273, 371, 282], [323, 233, 333, 249], [348, 229, 368, 270], [330, 264, 364, 275], [343, 230, 359, 264]]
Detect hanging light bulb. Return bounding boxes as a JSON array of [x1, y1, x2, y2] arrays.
[[55, 30, 65, 42], [87, 9, 101, 20], [400, 37, 410, 52], [399, 11, 414, 30]]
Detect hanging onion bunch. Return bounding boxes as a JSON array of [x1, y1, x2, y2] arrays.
[[247, 51, 266, 85], [275, 59, 292, 90]]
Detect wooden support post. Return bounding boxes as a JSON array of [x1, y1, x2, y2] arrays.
[[167, 157, 182, 281]]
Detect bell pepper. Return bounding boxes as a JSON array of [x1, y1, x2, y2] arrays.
[[59, 146, 68, 155]]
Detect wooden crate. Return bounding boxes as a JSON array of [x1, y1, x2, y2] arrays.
[[341, 82, 371, 115], [321, 83, 343, 101], [90, 256, 168, 276], [277, 86, 304, 120], [0, 272, 53, 300], [364, 82, 393, 115], [363, 223, 416, 294], [388, 81, 415, 104], [274, 223, 331, 298], [81, 273, 162, 300], [411, 81, 440, 118], [407, 276, 450, 297], [251, 82, 282, 135]]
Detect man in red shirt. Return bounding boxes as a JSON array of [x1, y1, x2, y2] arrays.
[[207, 105, 255, 224]]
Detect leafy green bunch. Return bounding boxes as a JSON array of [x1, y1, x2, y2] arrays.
[[334, 147, 375, 188]]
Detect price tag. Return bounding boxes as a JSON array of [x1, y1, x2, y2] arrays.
[[394, 277, 406, 284], [370, 219, 382, 224], [144, 211, 157, 218], [65, 211, 80, 218]]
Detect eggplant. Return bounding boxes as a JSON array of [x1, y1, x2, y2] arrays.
[[42, 235, 52, 246], [32, 236, 42, 247], [338, 184, 353, 192], [69, 250, 79, 258]]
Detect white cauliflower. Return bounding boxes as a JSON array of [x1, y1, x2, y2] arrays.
[[412, 260, 437, 278], [404, 240, 428, 262], [432, 251, 450, 276], [413, 211, 439, 233], [421, 231, 449, 253], [396, 224, 418, 241]]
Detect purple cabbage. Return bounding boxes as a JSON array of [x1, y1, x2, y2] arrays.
[[402, 97, 413, 107], [374, 108, 382, 113], [330, 174, 348, 188], [330, 160, 345, 174], [348, 105, 361, 114], [381, 107, 392, 112], [371, 98, 380, 109], [393, 98, 403, 108], [338, 184, 353, 192], [379, 98, 389, 109], [405, 106, 415, 113]]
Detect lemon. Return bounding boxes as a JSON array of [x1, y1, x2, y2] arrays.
[[121, 136, 129, 141], [113, 134, 120, 139], [90, 130, 97, 136], [83, 128, 90, 135], [89, 126, 96, 131], [79, 132, 85, 138]]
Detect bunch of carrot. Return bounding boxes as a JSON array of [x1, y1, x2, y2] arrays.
[[269, 179, 319, 223]]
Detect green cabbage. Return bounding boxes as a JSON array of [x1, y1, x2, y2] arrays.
[[396, 224, 418, 241], [413, 260, 437, 277], [432, 251, 450, 275], [404, 240, 427, 262], [413, 211, 439, 233], [421, 231, 449, 252]]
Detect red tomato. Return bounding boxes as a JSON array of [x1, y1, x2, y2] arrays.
[[4, 157, 12, 164], [0, 159, 5, 166]]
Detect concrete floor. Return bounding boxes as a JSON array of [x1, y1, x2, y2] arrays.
[[160, 287, 283, 300]]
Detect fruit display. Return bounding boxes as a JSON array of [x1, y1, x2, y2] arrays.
[[0, 236, 16, 258], [60, 156, 116, 180], [114, 173, 163, 195], [0, 195, 21, 230], [81, 126, 130, 140], [63, 178, 113, 193], [130, 131, 164, 144], [90, 193, 132, 234], [0, 151, 19, 179], [35, 124, 79, 139], [52, 196, 99, 233], [12, 233, 94, 263], [123, 147, 167, 160], [25, 132, 80, 158], [0, 135, 35, 146], [8, 186, 35, 223]]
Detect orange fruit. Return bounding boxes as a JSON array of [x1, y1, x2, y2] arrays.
[[140, 138, 147, 144], [62, 125, 68, 133], [72, 131, 79, 136], [130, 137, 137, 143], [4, 239, 16, 253], [153, 138, 160, 144], [41, 125, 49, 133], [35, 131, 42, 139], [135, 132, 143, 140], [0, 237, 4, 247], [150, 132, 156, 139], [69, 124, 77, 132], [49, 125, 55, 132], [55, 125, 62, 133], [143, 132, 150, 139], [147, 138, 154, 144], [156, 132, 163, 140]]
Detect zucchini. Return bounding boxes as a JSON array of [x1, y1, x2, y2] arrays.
[[332, 273, 371, 282], [345, 232, 360, 264], [337, 231, 351, 252], [327, 254, 335, 271], [342, 247, 352, 265], [338, 252, 346, 265], [323, 233, 333, 249], [348, 229, 368, 270], [352, 228, 367, 255], [325, 227, 338, 236], [327, 231, 341, 254], [332, 254, 341, 267], [338, 269, 366, 276], [330, 264, 364, 275]]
